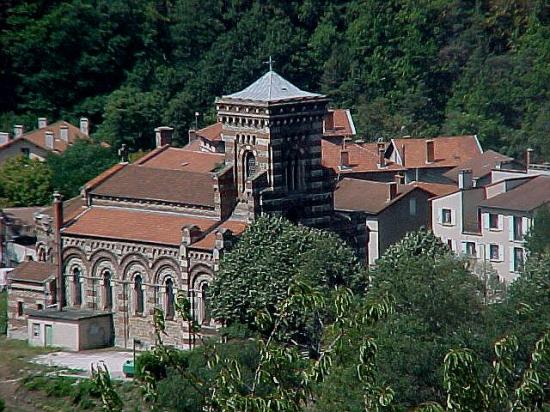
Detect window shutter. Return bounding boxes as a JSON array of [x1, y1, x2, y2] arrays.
[[483, 213, 489, 229], [437, 208, 442, 224], [450, 209, 456, 226], [499, 245, 504, 261], [498, 214, 503, 230], [461, 242, 467, 255], [509, 247, 515, 272], [508, 217, 514, 241]]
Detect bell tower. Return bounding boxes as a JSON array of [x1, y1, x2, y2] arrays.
[[216, 70, 333, 227]]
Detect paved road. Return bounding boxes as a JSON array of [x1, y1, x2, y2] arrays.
[[32, 350, 134, 379]]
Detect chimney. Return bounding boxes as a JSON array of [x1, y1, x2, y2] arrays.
[[79, 117, 89, 136], [387, 182, 398, 201], [53, 192, 64, 311], [458, 169, 473, 190], [188, 129, 197, 142], [38, 117, 47, 129], [394, 173, 405, 185], [526, 148, 534, 168], [378, 148, 386, 168], [426, 140, 435, 163], [45, 131, 54, 149], [324, 111, 334, 131], [0, 132, 9, 145], [401, 144, 406, 166], [14, 125, 24, 138], [118, 143, 129, 163], [60, 125, 69, 142], [340, 150, 350, 168], [155, 126, 174, 148]]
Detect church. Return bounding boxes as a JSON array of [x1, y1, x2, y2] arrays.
[[7, 70, 344, 349]]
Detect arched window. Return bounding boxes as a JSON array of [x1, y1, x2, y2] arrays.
[[37, 248, 46, 262], [245, 152, 256, 179], [134, 275, 144, 315], [201, 283, 211, 325], [73, 268, 82, 306], [285, 152, 302, 192], [165, 278, 175, 320], [103, 270, 113, 310]]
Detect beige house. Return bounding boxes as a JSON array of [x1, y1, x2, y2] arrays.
[[0, 117, 89, 163], [432, 172, 550, 282]]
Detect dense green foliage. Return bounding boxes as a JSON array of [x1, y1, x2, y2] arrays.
[[0, 141, 117, 207], [0, 156, 52, 207], [525, 206, 550, 256], [93, 223, 550, 411], [46, 140, 117, 199], [211, 216, 362, 348], [1, 0, 548, 155]]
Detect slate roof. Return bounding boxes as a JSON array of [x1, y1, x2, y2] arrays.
[[479, 175, 550, 212], [89, 164, 216, 207], [334, 178, 418, 214], [389, 135, 482, 169], [443, 150, 513, 182], [223, 71, 322, 102], [62, 207, 219, 246], [8, 261, 56, 283]]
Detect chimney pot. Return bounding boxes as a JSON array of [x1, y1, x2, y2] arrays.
[[426, 139, 435, 163], [14, 125, 24, 138], [118, 144, 129, 163], [60, 125, 69, 142], [458, 168, 473, 190], [45, 131, 55, 149], [155, 126, 174, 148], [340, 150, 350, 168], [526, 148, 534, 169], [378, 148, 386, 168], [0, 132, 9, 145], [388, 182, 398, 201], [79, 117, 89, 136], [38, 117, 48, 129]]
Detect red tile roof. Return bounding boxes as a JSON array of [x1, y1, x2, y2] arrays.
[[196, 122, 223, 142], [334, 178, 418, 214], [323, 109, 356, 137], [479, 175, 550, 212], [321, 138, 404, 174], [1, 121, 88, 154], [182, 139, 203, 151], [139, 147, 225, 173], [63, 207, 219, 246], [411, 182, 458, 197], [443, 150, 513, 182], [39, 196, 87, 224], [8, 261, 56, 283], [389, 135, 482, 169], [89, 164, 216, 207], [192, 220, 248, 250]]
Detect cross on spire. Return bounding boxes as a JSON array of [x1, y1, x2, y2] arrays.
[[264, 56, 275, 72]]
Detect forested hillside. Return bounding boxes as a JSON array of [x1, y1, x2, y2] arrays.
[[1, 0, 548, 158]]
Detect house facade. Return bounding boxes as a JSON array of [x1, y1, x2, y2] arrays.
[[432, 172, 550, 282]]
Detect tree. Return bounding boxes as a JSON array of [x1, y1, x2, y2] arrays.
[[0, 155, 52, 207], [315, 230, 488, 409], [211, 216, 363, 349], [525, 206, 550, 256], [47, 139, 117, 199]]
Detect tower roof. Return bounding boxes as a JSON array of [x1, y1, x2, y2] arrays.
[[223, 70, 323, 102]]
